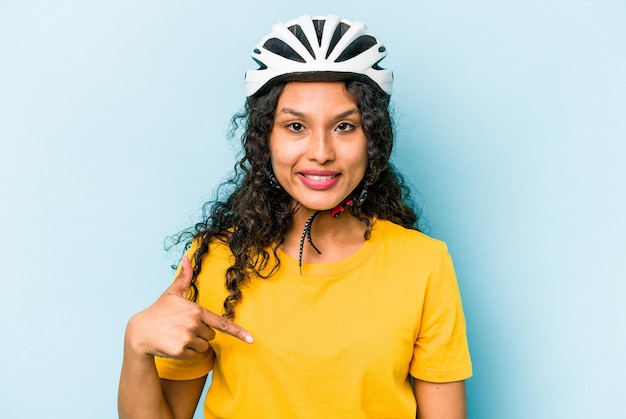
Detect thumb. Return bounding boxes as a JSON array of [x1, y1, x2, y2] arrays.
[[167, 255, 193, 297]]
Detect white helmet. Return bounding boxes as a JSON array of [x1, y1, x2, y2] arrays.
[[245, 15, 393, 97]]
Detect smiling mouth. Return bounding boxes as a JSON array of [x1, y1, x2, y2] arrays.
[[303, 174, 336, 181]]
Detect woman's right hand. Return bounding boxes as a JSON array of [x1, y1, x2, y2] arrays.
[[125, 255, 254, 361], [119, 256, 252, 418]]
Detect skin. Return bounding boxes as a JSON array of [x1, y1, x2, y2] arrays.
[[269, 81, 368, 217], [270, 81, 370, 263], [118, 80, 467, 418], [415, 379, 467, 419], [118, 256, 253, 419]]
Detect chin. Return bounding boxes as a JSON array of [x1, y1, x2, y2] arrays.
[[297, 198, 342, 213], [289, 188, 355, 212]]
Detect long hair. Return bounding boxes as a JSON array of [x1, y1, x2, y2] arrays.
[[171, 80, 420, 319]]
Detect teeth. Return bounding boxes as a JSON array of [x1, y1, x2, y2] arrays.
[[305, 175, 334, 181]]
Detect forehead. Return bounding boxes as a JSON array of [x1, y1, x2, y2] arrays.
[[276, 81, 358, 112]]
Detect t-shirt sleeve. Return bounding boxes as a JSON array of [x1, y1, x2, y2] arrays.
[[155, 350, 215, 380], [410, 248, 473, 383]]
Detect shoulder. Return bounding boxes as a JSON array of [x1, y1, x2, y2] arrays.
[[185, 234, 233, 259], [182, 236, 235, 284], [372, 219, 449, 257]]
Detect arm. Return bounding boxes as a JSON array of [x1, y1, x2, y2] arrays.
[[118, 342, 206, 419], [414, 379, 466, 419], [118, 256, 254, 418], [162, 376, 208, 419]]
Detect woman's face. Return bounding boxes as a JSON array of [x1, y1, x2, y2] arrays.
[[269, 81, 367, 214]]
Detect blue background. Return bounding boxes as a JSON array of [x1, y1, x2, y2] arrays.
[[1, 1, 624, 417]]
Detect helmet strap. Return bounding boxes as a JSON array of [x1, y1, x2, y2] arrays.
[[329, 186, 368, 218], [297, 185, 368, 273]]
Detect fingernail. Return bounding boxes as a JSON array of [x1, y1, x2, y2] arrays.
[[245, 334, 254, 344]]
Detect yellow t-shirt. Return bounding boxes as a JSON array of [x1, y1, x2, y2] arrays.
[[155, 219, 472, 418]]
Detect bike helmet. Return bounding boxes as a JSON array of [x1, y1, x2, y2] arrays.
[[245, 14, 393, 97]]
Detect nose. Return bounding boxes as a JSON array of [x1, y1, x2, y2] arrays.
[[306, 129, 335, 164]]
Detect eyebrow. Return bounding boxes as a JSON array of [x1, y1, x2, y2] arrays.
[[277, 107, 360, 120]]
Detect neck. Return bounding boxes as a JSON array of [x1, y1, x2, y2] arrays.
[[283, 206, 368, 265]]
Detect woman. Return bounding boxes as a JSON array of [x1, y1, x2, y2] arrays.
[[119, 15, 472, 419]]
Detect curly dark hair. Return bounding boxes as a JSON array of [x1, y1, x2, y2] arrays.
[[171, 79, 421, 319]]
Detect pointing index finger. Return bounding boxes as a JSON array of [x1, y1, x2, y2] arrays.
[[202, 309, 254, 344]]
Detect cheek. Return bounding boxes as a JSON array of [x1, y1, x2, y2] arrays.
[[269, 144, 285, 167], [268, 142, 294, 178], [269, 136, 301, 166], [351, 142, 369, 172], [268, 134, 282, 167]]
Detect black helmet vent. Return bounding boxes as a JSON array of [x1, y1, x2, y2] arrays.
[[312, 19, 325, 47], [288, 24, 316, 59], [253, 58, 267, 70], [263, 38, 306, 63], [335, 35, 377, 63], [326, 22, 351, 59]]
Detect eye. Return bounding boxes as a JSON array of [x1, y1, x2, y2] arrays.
[[336, 122, 355, 132], [287, 122, 305, 132]]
